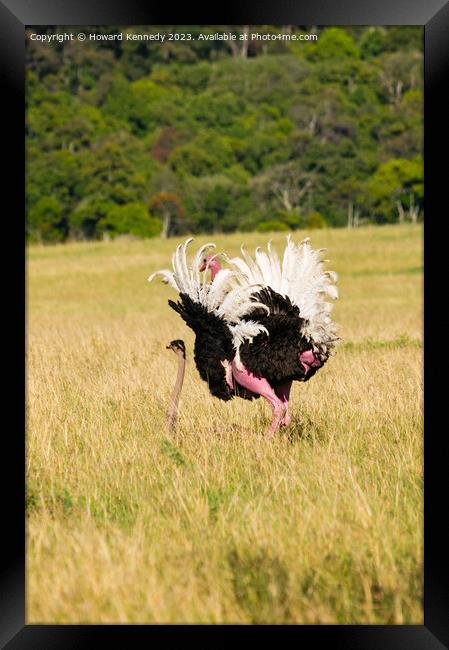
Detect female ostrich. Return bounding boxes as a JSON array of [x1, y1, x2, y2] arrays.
[[166, 339, 186, 432], [148, 237, 339, 435]]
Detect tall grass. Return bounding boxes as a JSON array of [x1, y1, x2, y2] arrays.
[[26, 224, 423, 623]]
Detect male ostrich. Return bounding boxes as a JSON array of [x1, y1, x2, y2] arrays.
[[148, 237, 339, 435]]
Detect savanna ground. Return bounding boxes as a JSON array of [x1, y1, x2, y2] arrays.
[[26, 224, 423, 624]]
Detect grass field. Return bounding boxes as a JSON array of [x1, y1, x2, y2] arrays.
[[26, 224, 423, 624]]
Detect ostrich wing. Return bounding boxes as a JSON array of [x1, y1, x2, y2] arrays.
[[148, 238, 268, 347], [226, 236, 340, 353], [168, 293, 235, 401]]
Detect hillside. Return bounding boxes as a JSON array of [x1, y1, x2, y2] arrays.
[[26, 26, 423, 242]]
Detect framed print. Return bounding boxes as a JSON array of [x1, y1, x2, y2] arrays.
[[2, 0, 448, 646]]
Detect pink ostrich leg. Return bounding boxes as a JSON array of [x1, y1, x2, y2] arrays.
[[274, 381, 293, 427], [231, 360, 285, 436]]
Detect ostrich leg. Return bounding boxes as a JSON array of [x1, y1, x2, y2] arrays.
[[220, 359, 234, 390], [274, 381, 293, 427], [231, 360, 285, 437]]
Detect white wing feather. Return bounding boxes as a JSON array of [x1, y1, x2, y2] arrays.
[[226, 235, 340, 351], [148, 239, 268, 347], [148, 236, 339, 355]]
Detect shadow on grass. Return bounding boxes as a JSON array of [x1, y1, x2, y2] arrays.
[[228, 546, 292, 624], [282, 413, 330, 446]]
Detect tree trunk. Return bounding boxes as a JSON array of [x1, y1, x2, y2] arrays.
[[227, 39, 239, 58], [409, 193, 419, 224], [395, 80, 403, 108], [308, 113, 317, 134], [240, 26, 249, 58], [396, 200, 405, 224], [280, 189, 292, 211], [161, 211, 171, 238]]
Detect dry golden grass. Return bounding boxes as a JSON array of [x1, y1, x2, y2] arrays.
[[26, 224, 423, 624]]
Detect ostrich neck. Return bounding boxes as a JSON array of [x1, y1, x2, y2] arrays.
[[210, 261, 221, 282], [167, 351, 186, 431]]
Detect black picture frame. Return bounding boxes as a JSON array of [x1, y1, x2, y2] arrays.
[[3, 0, 448, 647]]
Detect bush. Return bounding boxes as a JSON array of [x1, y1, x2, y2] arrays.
[[360, 27, 387, 59], [169, 133, 235, 176], [28, 196, 66, 243], [311, 28, 360, 61], [70, 198, 115, 240], [307, 211, 327, 229], [102, 203, 162, 238], [256, 220, 290, 233]]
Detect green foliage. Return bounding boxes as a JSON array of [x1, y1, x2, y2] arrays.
[[26, 26, 423, 242], [71, 197, 115, 240], [307, 211, 327, 229], [256, 220, 290, 233], [365, 156, 423, 222], [310, 28, 360, 61], [102, 203, 162, 238], [28, 196, 65, 242], [169, 132, 235, 176], [360, 28, 387, 59]]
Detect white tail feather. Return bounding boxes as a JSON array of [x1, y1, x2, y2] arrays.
[[227, 236, 340, 350]]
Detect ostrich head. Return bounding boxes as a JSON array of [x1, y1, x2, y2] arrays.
[[166, 339, 186, 358], [199, 253, 221, 280], [298, 347, 323, 375], [297, 336, 333, 378]]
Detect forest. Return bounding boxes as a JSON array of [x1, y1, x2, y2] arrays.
[[26, 26, 423, 242]]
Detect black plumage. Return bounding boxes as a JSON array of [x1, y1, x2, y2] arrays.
[[168, 293, 258, 401], [168, 286, 325, 402], [239, 288, 327, 386]]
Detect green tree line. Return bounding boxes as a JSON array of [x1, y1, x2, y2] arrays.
[[26, 26, 423, 242]]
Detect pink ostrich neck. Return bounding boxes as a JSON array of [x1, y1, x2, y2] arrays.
[[209, 259, 221, 281]]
